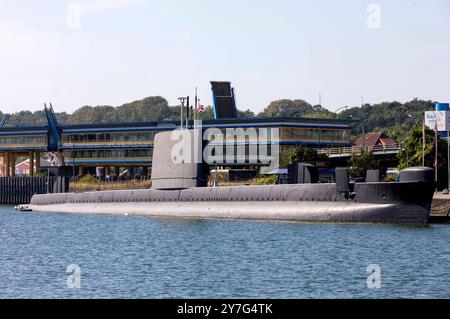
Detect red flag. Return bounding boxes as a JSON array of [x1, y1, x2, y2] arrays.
[[197, 105, 206, 112]]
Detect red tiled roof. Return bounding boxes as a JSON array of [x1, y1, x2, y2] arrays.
[[354, 132, 398, 147], [379, 137, 398, 146]]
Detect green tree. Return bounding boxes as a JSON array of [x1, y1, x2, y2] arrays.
[[68, 105, 115, 124], [238, 109, 255, 118], [288, 146, 328, 165], [339, 98, 436, 141], [259, 99, 332, 118], [348, 148, 380, 178], [0, 96, 439, 146], [113, 96, 172, 122], [398, 126, 447, 189]]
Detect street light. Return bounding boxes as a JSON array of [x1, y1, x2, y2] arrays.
[[360, 123, 366, 146], [178, 97, 187, 130], [335, 106, 350, 114], [402, 146, 410, 167]]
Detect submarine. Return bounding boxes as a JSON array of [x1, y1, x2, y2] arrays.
[[23, 130, 436, 224]]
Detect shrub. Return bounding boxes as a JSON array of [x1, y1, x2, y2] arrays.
[[383, 175, 398, 182], [79, 174, 100, 184], [348, 148, 380, 178], [255, 175, 278, 185]]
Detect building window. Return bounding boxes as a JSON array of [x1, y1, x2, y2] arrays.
[[62, 131, 158, 145], [0, 135, 47, 147], [64, 148, 153, 159]]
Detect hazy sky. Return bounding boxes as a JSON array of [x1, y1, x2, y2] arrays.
[[0, 0, 449, 114]]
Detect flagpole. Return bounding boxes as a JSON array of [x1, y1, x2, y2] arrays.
[[186, 96, 190, 129], [180, 99, 183, 130], [435, 125, 438, 184], [447, 131, 450, 191], [423, 118, 426, 167], [194, 87, 198, 130]]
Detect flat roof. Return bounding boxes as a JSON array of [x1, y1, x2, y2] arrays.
[[0, 127, 49, 136], [0, 116, 355, 133], [60, 116, 354, 129], [0, 125, 49, 132]]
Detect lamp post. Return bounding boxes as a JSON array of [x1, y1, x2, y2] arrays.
[[335, 106, 351, 149], [422, 117, 426, 167], [447, 133, 450, 191], [178, 97, 187, 130], [335, 106, 350, 114], [360, 123, 366, 148], [402, 147, 410, 167], [336, 106, 365, 140]]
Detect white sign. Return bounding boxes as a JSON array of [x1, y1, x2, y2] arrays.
[[425, 111, 450, 132], [425, 111, 437, 130]]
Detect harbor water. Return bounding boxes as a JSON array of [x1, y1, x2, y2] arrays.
[[0, 205, 449, 298]]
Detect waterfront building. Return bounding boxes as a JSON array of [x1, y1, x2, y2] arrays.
[[0, 82, 354, 177], [0, 117, 353, 177]]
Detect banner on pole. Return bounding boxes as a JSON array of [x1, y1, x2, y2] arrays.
[[425, 111, 450, 132]]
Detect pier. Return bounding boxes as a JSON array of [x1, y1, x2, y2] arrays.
[[430, 193, 450, 223]]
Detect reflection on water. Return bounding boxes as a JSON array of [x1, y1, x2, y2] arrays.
[[0, 206, 449, 298]]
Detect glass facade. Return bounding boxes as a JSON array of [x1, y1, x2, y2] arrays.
[[205, 128, 275, 143], [206, 145, 268, 155], [280, 127, 350, 142], [205, 127, 350, 144], [0, 134, 47, 148], [62, 127, 350, 146], [64, 149, 153, 160], [204, 145, 275, 164], [62, 131, 158, 145], [0, 121, 352, 169]]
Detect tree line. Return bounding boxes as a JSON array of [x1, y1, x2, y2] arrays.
[[0, 96, 436, 142]]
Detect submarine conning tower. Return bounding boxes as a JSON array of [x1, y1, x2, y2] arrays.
[[151, 130, 208, 190]]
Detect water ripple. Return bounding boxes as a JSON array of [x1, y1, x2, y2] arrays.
[[1, 206, 449, 298]]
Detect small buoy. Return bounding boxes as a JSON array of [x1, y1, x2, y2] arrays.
[[124, 213, 129, 216]]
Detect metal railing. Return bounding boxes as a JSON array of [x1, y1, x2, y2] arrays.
[[70, 175, 151, 183], [317, 144, 402, 157]]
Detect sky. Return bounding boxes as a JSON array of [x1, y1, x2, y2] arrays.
[[0, 0, 449, 114]]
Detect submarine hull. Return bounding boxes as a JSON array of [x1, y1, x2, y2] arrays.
[[26, 201, 429, 224], [25, 180, 434, 224]]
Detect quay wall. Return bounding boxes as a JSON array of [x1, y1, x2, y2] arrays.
[[0, 177, 68, 205]]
